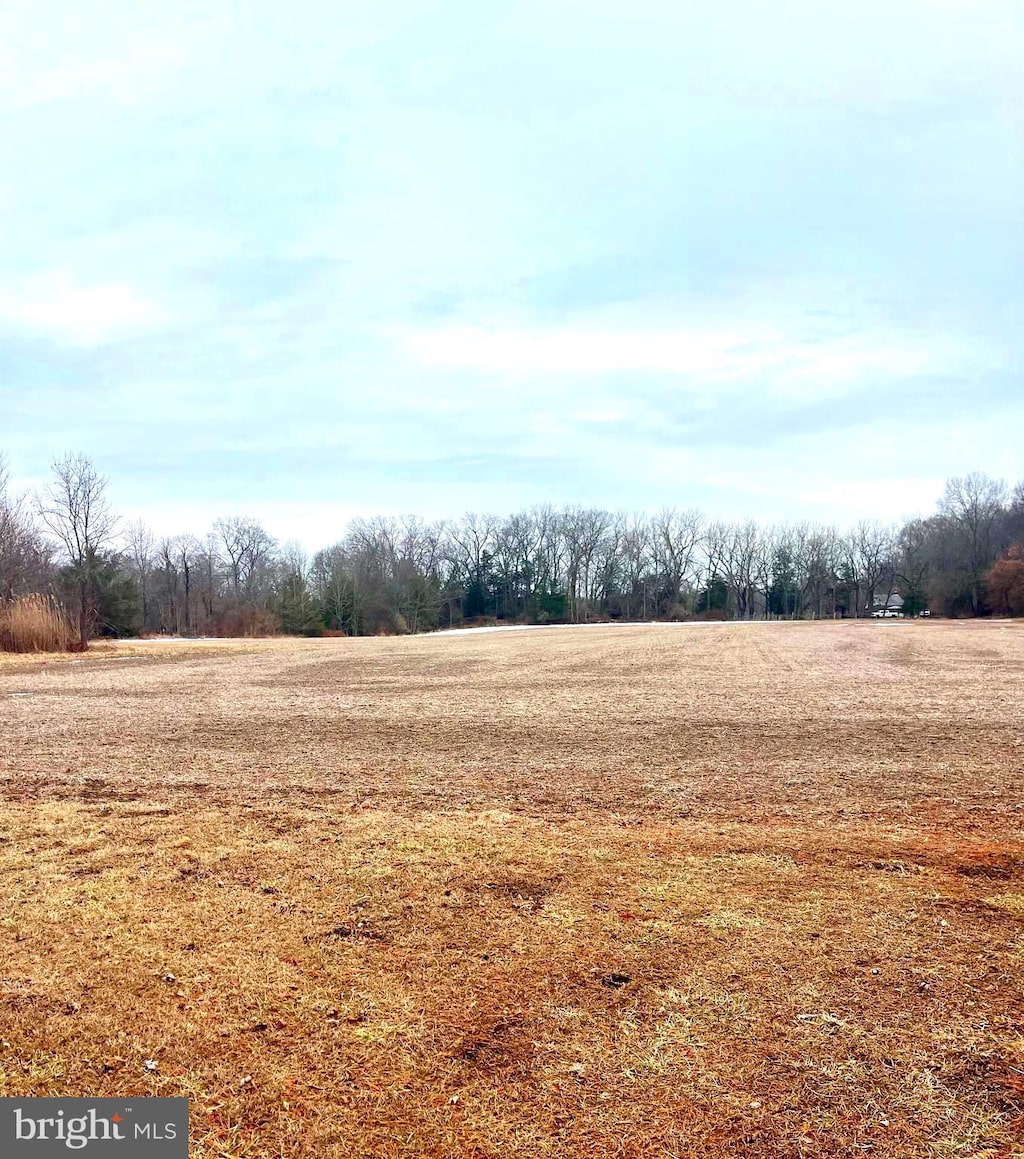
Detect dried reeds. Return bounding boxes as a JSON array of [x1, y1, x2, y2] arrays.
[[0, 593, 77, 652]]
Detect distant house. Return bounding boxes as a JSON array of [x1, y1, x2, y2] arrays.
[[869, 592, 904, 617]]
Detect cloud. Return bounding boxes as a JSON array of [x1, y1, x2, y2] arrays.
[[401, 322, 981, 399], [0, 272, 166, 347]]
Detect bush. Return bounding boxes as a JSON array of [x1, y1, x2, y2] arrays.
[[214, 605, 282, 638], [985, 545, 1024, 616], [0, 594, 78, 653]]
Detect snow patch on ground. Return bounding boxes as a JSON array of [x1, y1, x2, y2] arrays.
[[430, 621, 727, 636], [114, 622, 735, 644], [112, 636, 237, 644]]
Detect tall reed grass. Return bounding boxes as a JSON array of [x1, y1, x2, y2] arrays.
[[0, 594, 78, 653]]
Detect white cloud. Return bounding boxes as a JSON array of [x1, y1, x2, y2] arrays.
[[401, 323, 978, 398], [0, 272, 166, 346], [114, 499, 370, 553], [631, 410, 1020, 526], [405, 325, 758, 376]]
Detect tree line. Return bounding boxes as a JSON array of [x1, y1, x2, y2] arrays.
[[2, 452, 1023, 642]]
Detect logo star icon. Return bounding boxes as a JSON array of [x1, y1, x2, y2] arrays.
[[111, 1114, 124, 1123]]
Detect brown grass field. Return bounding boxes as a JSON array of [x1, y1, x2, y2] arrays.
[[1, 621, 1023, 1158]]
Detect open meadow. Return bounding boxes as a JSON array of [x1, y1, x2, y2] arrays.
[[1, 621, 1023, 1158]]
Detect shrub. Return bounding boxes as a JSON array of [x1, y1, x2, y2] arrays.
[[984, 545, 1024, 616], [213, 605, 282, 638], [0, 594, 78, 653]]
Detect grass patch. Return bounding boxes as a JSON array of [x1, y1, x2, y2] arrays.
[[0, 594, 77, 653]]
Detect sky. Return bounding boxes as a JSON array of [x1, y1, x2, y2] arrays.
[[1, 1, 1021, 549]]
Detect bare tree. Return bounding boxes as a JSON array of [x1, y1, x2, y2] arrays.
[[36, 454, 117, 643], [716, 520, 764, 619], [530, 505, 565, 611], [491, 514, 530, 621], [214, 516, 277, 600], [280, 540, 309, 579], [895, 519, 932, 616], [560, 507, 612, 621], [448, 513, 496, 583], [800, 524, 840, 619], [197, 532, 220, 629], [445, 513, 497, 620], [753, 526, 776, 619], [849, 521, 895, 617], [123, 518, 155, 631], [594, 513, 625, 611], [157, 538, 180, 633], [940, 473, 1008, 613], [1005, 480, 1024, 547], [176, 534, 201, 635], [699, 521, 730, 615], [621, 515, 653, 619], [311, 543, 360, 633], [651, 508, 703, 614], [0, 454, 52, 598]]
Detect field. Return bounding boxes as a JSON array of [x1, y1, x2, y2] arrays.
[[1, 621, 1023, 1158]]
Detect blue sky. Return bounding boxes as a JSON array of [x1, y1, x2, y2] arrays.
[[1, 1, 1021, 547]]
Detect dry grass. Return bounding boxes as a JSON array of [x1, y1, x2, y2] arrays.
[[0, 594, 77, 653], [1, 621, 1023, 1157], [0, 638, 260, 672]]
